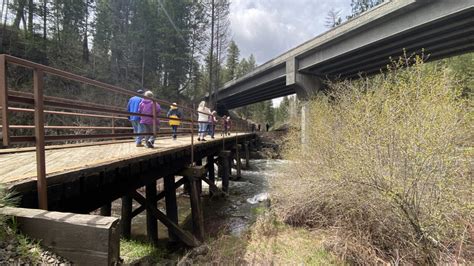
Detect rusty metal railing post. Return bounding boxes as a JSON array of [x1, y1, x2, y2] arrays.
[[190, 104, 195, 165], [152, 100, 157, 140], [0, 55, 10, 148], [111, 116, 116, 141], [34, 69, 48, 210]]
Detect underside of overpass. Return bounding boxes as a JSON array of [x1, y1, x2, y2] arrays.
[[215, 0, 474, 110]]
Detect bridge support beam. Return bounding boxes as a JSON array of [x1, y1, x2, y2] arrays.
[[244, 142, 250, 169], [146, 180, 158, 245], [287, 58, 325, 146], [233, 144, 242, 179], [120, 194, 132, 239], [164, 175, 179, 242], [218, 151, 231, 193], [179, 166, 207, 241]]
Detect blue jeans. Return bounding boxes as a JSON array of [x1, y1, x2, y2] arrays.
[[131, 120, 143, 144], [198, 122, 207, 138], [141, 124, 155, 144], [172, 125, 178, 138]]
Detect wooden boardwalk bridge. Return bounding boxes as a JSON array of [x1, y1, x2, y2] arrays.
[[0, 54, 259, 263]]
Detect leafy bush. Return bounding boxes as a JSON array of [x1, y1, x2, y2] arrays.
[[273, 56, 473, 264]]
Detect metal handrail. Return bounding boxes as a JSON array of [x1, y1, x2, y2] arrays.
[[0, 54, 253, 210]]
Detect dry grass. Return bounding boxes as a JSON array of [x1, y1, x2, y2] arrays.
[[273, 55, 473, 264], [188, 213, 341, 265]]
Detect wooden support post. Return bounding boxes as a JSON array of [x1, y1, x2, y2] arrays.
[[195, 157, 203, 194], [228, 150, 233, 176], [34, 69, 47, 210], [0, 55, 10, 148], [244, 142, 250, 169], [235, 144, 242, 179], [131, 191, 200, 247], [146, 181, 158, 245], [219, 151, 231, 192], [188, 175, 204, 241], [121, 194, 132, 239], [100, 203, 112, 216], [207, 155, 215, 184], [164, 175, 178, 242]]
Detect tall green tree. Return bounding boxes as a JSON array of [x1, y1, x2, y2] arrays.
[[224, 39, 239, 82]]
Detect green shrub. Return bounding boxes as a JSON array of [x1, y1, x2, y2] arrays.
[[274, 56, 473, 264]]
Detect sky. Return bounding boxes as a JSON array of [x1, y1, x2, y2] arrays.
[[228, 0, 353, 106], [229, 0, 353, 65]]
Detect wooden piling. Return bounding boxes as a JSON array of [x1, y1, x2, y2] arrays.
[[207, 155, 215, 184], [121, 194, 132, 239], [164, 175, 179, 242], [195, 157, 203, 194], [188, 175, 204, 241], [100, 202, 112, 216], [235, 144, 242, 179], [146, 181, 158, 245], [244, 142, 250, 169], [219, 151, 231, 192]]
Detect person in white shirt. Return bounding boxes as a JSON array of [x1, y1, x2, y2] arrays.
[[197, 101, 210, 141]]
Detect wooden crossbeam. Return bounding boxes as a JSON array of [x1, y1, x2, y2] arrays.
[[178, 165, 207, 177], [201, 176, 225, 197], [131, 191, 200, 247], [131, 177, 186, 218]]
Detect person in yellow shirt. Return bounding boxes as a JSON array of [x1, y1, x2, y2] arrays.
[[167, 103, 182, 140]]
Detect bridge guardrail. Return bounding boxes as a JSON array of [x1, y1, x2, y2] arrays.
[[0, 54, 252, 210]]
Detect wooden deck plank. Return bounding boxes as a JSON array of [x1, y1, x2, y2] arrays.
[[0, 133, 248, 185]]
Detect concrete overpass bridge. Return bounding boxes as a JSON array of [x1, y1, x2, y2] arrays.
[[216, 0, 474, 109]]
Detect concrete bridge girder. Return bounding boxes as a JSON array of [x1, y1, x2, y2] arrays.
[[215, 0, 473, 110], [286, 57, 324, 100]]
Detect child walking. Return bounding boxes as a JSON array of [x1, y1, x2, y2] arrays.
[[167, 102, 182, 140]]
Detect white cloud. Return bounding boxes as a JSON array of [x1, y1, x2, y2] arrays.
[[230, 0, 352, 64]]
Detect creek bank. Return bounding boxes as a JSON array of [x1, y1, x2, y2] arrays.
[[250, 131, 286, 159]]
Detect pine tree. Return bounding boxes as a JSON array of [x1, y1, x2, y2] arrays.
[[224, 40, 239, 82]]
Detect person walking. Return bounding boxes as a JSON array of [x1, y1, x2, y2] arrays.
[[226, 116, 231, 135], [138, 91, 161, 148], [197, 101, 210, 141], [167, 102, 182, 140], [127, 89, 144, 147], [210, 111, 218, 139]]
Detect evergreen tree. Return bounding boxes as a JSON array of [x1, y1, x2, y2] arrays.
[[224, 40, 239, 82], [348, 0, 384, 18]]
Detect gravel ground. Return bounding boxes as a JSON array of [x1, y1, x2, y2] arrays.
[[0, 232, 71, 265]]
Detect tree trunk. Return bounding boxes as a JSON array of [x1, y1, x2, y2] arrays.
[[208, 0, 215, 107], [13, 0, 26, 29], [27, 0, 33, 34], [42, 0, 47, 40]]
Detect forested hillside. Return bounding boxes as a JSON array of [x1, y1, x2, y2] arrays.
[[0, 0, 260, 107]]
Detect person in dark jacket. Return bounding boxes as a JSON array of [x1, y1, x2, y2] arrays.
[[167, 103, 182, 140], [127, 89, 144, 147]]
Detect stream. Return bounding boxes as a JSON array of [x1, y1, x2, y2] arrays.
[[104, 159, 285, 258]]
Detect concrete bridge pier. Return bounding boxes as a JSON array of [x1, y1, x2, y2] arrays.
[[286, 58, 325, 146]]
